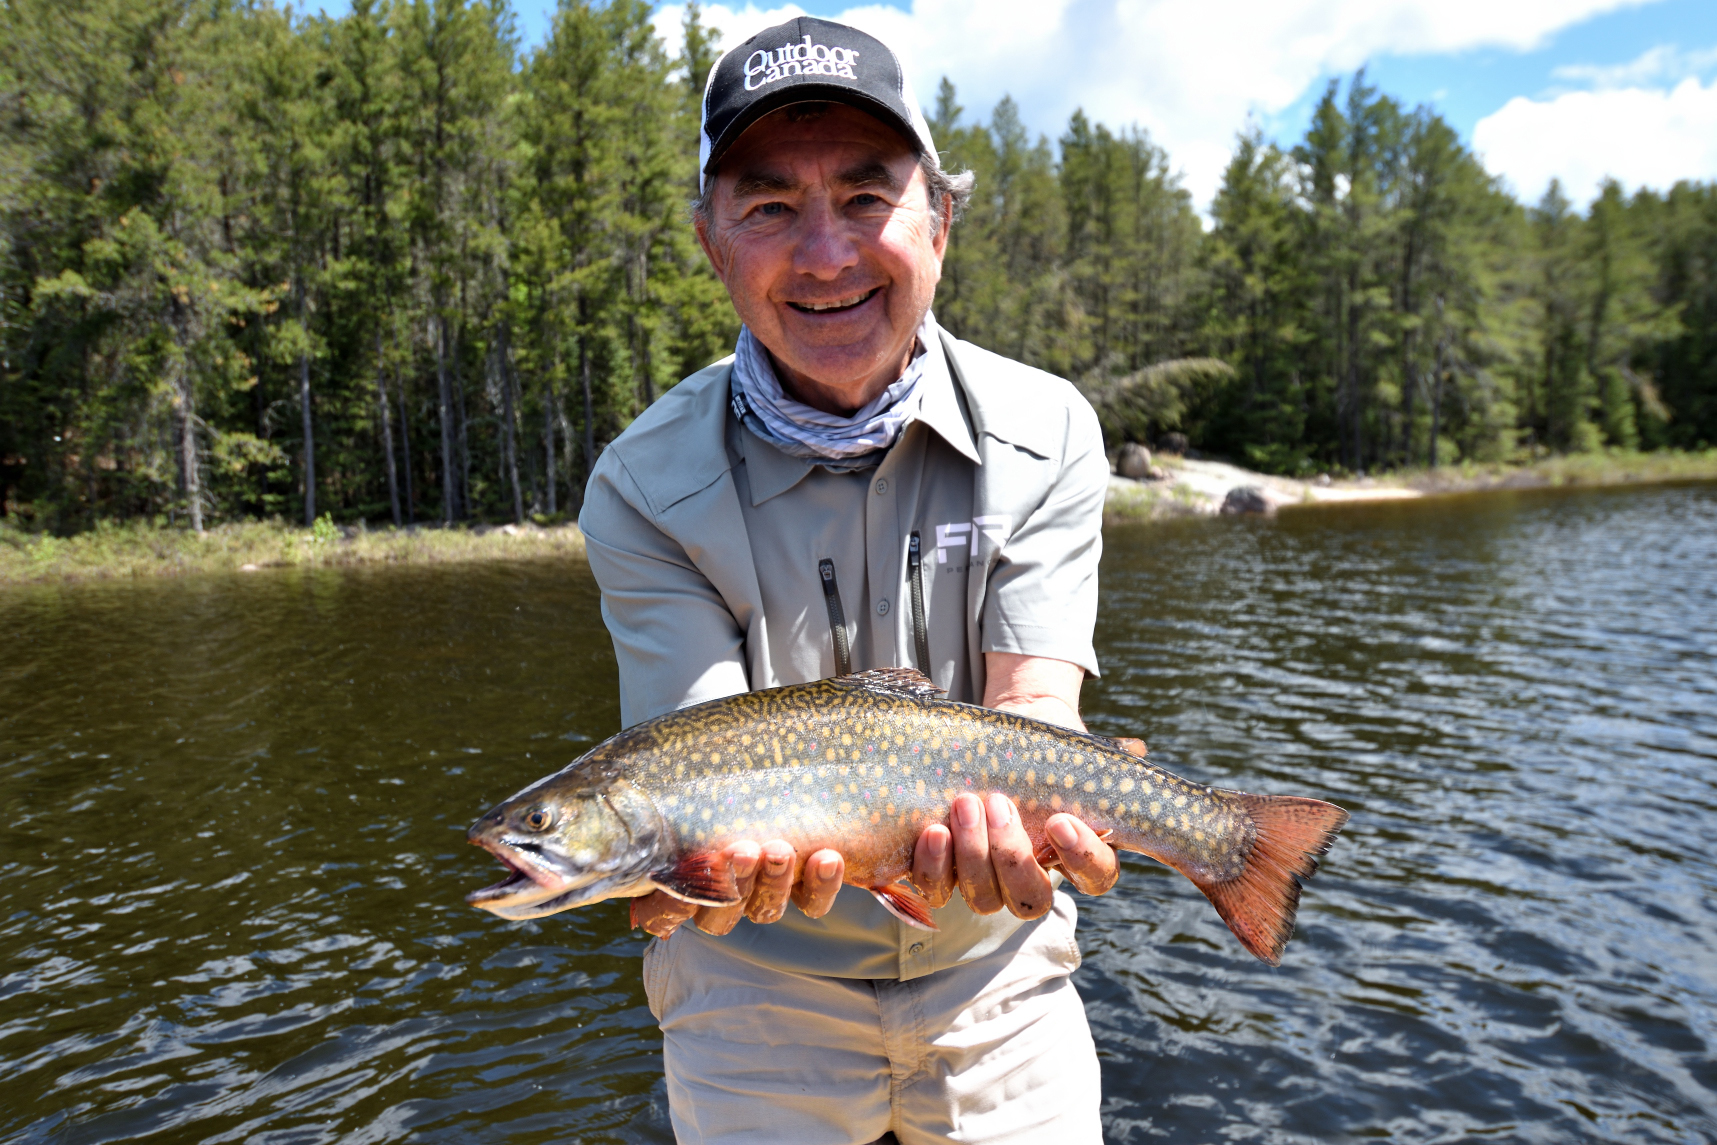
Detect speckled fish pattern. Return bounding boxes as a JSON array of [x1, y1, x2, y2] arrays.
[[468, 669, 1350, 964]]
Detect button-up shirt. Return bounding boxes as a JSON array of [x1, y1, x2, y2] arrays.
[[580, 329, 1108, 980]]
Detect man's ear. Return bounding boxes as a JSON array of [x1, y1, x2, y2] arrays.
[[694, 205, 728, 284], [931, 192, 953, 259]]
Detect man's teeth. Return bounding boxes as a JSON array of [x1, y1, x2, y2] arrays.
[[796, 289, 876, 312]]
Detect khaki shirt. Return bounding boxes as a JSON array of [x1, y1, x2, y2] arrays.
[[580, 330, 1107, 980]]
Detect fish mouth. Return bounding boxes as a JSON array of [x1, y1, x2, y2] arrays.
[[466, 839, 573, 910]]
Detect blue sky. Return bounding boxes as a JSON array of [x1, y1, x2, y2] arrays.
[[307, 0, 1717, 211]]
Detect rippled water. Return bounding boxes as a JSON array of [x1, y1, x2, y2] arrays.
[[4, 482, 1715, 1143]]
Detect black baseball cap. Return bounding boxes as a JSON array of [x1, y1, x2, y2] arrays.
[[698, 16, 936, 193]]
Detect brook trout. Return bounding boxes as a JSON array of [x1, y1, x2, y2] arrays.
[[467, 668, 1349, 964]]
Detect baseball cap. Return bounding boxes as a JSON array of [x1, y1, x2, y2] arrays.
[[698, 16, 936, 193]]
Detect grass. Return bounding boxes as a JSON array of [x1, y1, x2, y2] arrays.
[[6, 448, 1713, 585], [1389, 448, 1717, 494], [0, 516, 586, 586]]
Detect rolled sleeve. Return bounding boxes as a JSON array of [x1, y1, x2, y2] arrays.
[[979, 400, 1107, 677], [580, 453, 751, 727]]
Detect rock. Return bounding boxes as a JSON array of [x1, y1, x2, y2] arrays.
[[1221, 485, 1279, 516], [240, 563, 260, 572], [1146, 465, 1169, 482], [1116, 442, 1154, 479], [1157, 432, 1189, 456], [1315, 473, 1332, 487]]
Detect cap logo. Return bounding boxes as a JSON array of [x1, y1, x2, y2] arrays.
[[743, 35, 859, 91]]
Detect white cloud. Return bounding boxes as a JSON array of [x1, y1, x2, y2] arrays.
[[1550, 43, 1717, 88], [656, 0, 1659, 209], [1474, 76, 1717, 206]]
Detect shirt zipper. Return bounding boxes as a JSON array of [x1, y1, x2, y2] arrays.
[[818, 558, 854, 677], [908, 531, 932, 679]]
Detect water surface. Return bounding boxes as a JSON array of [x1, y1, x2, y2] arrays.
[[4, 482, 1715, 1142]]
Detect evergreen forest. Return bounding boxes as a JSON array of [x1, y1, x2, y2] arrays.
[[4, 0, 1716, 534]]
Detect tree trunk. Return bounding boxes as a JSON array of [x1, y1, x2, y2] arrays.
[[500, 327, 523, 524], [300, 284, 315, 526], [1430, 335, 1447, 468], [177, 351, 203, 535], [396, 353, 415, 524], [544, 371, 558, 516], [435, 313, 456, 523], [580, 329, 595, 512], [377, 326, 401, 526], [454, 324, 471, 520]]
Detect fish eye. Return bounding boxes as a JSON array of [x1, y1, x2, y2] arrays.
[[522, 805, 556, 832]]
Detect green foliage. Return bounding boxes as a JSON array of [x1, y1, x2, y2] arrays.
[[2, 11, 1713, 533]]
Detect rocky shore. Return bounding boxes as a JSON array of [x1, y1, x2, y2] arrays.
[[1103, 447, 1717, 523]]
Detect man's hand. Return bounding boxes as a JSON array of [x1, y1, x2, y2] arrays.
[[917, 651, 1120, 914], [908, 795, 1118, 918], [630, 839, 844, 939]]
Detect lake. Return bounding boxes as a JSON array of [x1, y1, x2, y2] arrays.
[[4, 481, 1715, 1143]]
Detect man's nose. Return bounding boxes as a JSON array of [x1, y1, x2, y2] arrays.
[[791, 198, 861, 280]]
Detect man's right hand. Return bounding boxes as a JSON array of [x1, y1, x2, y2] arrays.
[[630, 840, 846, 939]]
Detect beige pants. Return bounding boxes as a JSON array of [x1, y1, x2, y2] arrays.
[[642, 892, 1102, 1145]]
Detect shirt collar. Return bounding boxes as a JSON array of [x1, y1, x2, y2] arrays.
[[736, 323, 980, 507]]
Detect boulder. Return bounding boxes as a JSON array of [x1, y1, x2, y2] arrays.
[[1221, 485, 1279, 516], [1116, 442, 1154, 479], [1157, 432, 1189, 456]]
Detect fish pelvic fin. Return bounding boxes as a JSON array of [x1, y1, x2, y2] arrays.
[[1193, 794, 1349, 966], [1112, 737, 1148, 758], [651, 852, 742, 907], [871, 882, 938, 930]]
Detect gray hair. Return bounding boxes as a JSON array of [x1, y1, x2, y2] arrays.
[[692, 152, 975, 238]]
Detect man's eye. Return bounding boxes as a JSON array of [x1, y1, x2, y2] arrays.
[[852, 193, 880, 206], [759, 202, 786, 216]]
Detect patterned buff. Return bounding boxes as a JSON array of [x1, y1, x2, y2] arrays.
[[730, 312, 938, 472]]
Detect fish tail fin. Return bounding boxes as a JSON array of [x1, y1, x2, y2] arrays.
[[872, 882, 938, 930], [1190, 794, 1349, 966]]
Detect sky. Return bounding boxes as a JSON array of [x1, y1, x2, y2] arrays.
[[310, 0, 1717, 214]]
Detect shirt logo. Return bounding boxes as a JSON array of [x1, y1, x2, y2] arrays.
[[934, 516, 1009, 563], [744, 36, 859, 91]]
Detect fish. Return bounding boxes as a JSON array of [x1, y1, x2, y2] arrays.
[[466, 668, 1350, 965]]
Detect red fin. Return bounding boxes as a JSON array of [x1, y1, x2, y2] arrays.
[[1184, 794, 1349, 966], [651, 852, 741, 907], [1113, 737, 1148, 758], [628, 897, 643, 930], [871, 882, 938, 931]]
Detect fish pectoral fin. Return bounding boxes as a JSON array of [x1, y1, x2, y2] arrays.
[[871, 882, 938, 931], [838, 667, 944, 700], [651, 852, 742, 907]]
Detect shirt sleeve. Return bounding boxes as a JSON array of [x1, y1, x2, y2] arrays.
[[579, 451, 752, 727], [979, 392, 1107, 677]]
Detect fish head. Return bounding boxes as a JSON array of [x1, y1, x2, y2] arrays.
[[466, 769, 667, 921]]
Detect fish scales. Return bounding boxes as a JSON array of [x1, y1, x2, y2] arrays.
[[467, 668, 1349, 965]]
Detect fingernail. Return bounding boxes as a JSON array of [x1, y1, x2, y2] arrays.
[[954, 795, 981, 829], [765, 853, 789, 871], [732, 853, 757, 878], [813, 855, 836, 879], [925, 828, 948, 860], [1048, 818, 1079, 850], [986, 793, 1013, 828]]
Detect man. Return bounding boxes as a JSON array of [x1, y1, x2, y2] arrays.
[[580, 16, 1117, 1144]]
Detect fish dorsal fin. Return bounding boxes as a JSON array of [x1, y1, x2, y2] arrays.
[[837, 667, 944, 700]]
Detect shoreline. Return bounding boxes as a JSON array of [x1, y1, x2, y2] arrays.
[[5, 450, 1715, 585], [1103, 448, 1717, 523], [0, 518, 587, 587]]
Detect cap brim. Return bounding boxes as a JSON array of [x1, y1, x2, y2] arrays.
[[702, 84, 926, 177]]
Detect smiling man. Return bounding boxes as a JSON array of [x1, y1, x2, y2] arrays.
[[579, 17, 1115, 1145]]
